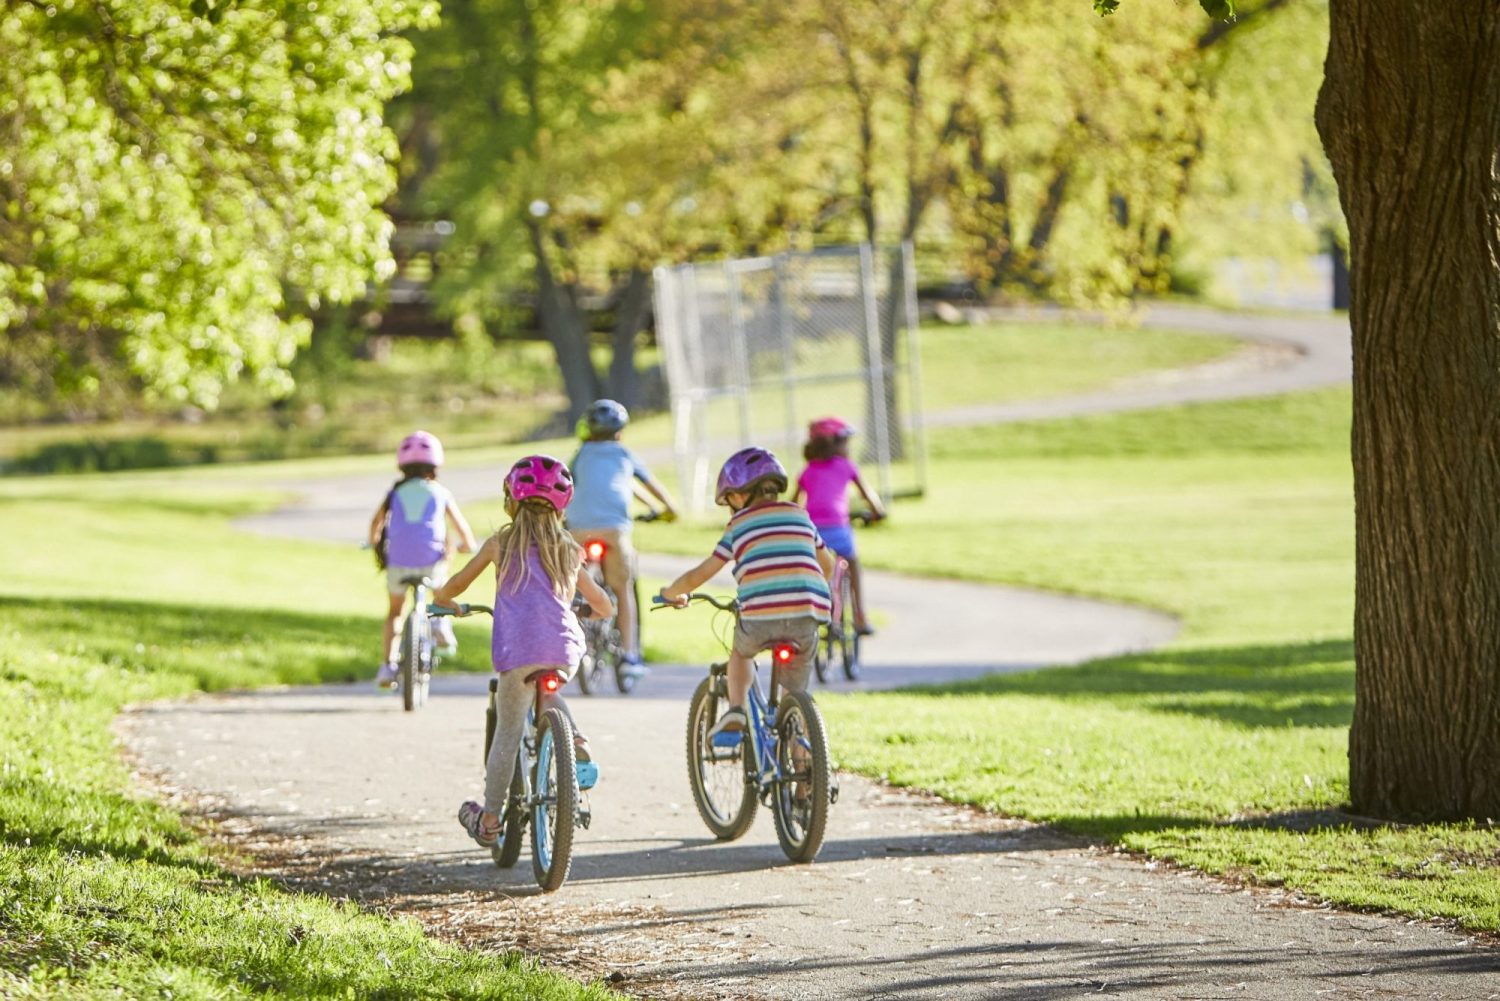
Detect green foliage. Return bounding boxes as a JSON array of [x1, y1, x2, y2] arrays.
[[0, 0, 436, 413]]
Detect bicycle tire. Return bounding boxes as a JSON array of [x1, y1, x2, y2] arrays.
[[813, 627, 831, 684], [494, 755, 526, 869], [837, 572, 861, 681], [400, 612, 418, 712], [770, 689, 832, 863], [685, 676, 756, 840], [530, 708, 579, 892]]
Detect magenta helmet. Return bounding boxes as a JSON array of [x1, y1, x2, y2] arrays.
[[715, 446, 788, 505], [397, 430, 444, 468], [808, 417, 855, 440], [505, 454, 574, 511]]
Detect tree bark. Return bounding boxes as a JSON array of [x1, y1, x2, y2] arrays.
[[527, 220, 600, 420], [1315, 0, 1500, 820], [607, 267, 651, 410]]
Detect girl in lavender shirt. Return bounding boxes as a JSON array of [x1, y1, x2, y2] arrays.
[[434, 454, 613, 848], [792, 417, 887, 636]]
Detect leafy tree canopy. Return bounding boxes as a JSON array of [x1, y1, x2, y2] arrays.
[[0, 0, 434, 413]]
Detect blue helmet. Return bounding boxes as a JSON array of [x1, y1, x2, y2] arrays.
[[584, 398, 629, 435]]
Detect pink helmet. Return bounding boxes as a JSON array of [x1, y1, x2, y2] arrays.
[[505, 454, 574, 511], [715, 446, 788, 505], [808, 417, 855, 440], [397, 430, 444, 468]]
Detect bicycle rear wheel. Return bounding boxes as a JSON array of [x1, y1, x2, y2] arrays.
[[530, 708, 579, 892], [685, 675, 756, 840], [837, 571, 860, 681], [576, 630, 608, 695], [771, 690, 831, 863]]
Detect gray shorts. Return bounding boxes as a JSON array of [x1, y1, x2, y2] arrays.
[[386, 560, 447, 596], [733, 615, 820, 693]]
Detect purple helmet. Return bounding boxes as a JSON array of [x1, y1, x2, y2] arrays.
[[505, 454, 574, 511], [715, 446, 788, 505], [397, 430, 444, 468]]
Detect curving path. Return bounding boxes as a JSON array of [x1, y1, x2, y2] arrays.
[[122, 307, 1499, 999]]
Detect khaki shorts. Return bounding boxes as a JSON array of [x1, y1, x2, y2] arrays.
[[386, 560, 447, 597], [733, 615, 820, 693], [570, 528, 635, 596]]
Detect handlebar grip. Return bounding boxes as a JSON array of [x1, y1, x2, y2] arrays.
[[651, 594, 668, 604]]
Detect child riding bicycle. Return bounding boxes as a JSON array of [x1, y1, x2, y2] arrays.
[[792, 417, 885, 636], [432, 454, 614, 848], [368, 431, 477, 688], [659, 446, 836, 737], [568, 399, 679, 678]]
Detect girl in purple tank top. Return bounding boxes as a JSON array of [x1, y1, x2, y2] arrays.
[[433, 454, 614, 848]]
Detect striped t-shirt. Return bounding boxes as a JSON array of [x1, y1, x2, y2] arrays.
[[713, 501, 831, 622]]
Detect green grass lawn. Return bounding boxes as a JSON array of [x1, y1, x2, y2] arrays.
[[1, 319, 1237, 471], [637, 388, 1499, 931], [0, 480, 631, 997]]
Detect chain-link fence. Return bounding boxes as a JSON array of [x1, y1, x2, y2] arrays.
[[653, 243, 927, 515]]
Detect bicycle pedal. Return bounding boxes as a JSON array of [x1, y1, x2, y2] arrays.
[[577, 807, 592, 830], [830, 781, 840, 805], [711, 731, 743, 749], [575, 761, 599, 790]]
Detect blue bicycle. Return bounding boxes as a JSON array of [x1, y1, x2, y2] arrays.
[[654, 593, 834, 863], [430, 602, 597, 892]]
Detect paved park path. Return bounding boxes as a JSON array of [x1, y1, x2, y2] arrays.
[[121, 307, 1500, 999]]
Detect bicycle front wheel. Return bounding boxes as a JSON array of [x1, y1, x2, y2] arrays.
[[494, 754, 526, 869], [686, 676, 756, 840], [771, 689, 832, 863], [530, 708, 579, 892], [400, 613, 419, 712]]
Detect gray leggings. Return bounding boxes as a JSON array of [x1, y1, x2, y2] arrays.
[[485, 665, 580, 814]]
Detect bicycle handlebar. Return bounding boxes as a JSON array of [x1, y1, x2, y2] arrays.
[[427, 602, 493, 617], [652, 593, 739, 612], [850, 510, 884, 527], [635, 507, 675, 523]]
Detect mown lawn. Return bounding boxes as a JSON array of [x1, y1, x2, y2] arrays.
[[0, 480, 633, 998], [0, 319, 1237, 470], [829, 390, 1497, 931]]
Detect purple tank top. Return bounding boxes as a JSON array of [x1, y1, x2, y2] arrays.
[[491, 546, 585, 673]]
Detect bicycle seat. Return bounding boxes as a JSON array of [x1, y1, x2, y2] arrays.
[[399, 575, 431, 587]]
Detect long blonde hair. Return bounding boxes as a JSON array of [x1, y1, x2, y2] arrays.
[[494, 497, 583, 598]]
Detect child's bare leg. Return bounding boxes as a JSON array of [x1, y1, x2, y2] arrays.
[[848, 557, 871, 631], [382, 592, 404, 661], [726, 650, 753, 707]]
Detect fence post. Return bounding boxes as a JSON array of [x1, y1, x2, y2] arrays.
[[901, 240, 927, 499], [858, 243, 893, 505]]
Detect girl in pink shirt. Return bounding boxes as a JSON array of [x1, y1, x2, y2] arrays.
[[792, 417, 886, 635]]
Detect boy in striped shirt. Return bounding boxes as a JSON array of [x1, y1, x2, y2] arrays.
[[660, 447, 836, 735]]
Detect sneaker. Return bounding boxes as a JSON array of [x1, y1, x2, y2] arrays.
[[708, 706, 748, 740], [457, 800, 499, 848], [434, 618, 458, 656], [376, 662, 399, 689], [620, 657, 650, 681], [854, 622, 876, 637]]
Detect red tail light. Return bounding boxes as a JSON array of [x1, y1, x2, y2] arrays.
[[542, 674, 561, 693], [586, 541, 606, 561], [773, 644, 795, 665]]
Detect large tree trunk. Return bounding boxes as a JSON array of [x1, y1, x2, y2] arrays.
[[1315, 0, 1500, 820], [527, 221, 599, 420], [607, 267, 651, 410]]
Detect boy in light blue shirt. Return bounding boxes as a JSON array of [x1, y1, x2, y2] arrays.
[[567, 399, 679, 673]]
